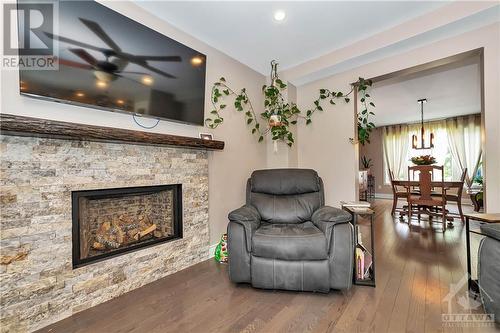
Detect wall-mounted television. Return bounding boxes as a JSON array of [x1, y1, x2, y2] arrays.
[[18, 0, 206, 126]]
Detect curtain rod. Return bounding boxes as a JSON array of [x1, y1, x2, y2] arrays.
[[376, 112, 481, 129]]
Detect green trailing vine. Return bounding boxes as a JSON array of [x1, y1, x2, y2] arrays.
[[357, 78, 376, 144], [312, 77, 375, 144], [205, 61, 376, 146]]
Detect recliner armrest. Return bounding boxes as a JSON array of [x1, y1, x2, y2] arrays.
[[228, 205, 260, 222], [228, 205, 261, 252], [312, 206, 352, 249], [480, 224, 500, 242], [312, 206, 351, 225]]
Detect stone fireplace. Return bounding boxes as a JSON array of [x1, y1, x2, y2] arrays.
[[0, 133, 210, 332], [72, 185, 183, 268]]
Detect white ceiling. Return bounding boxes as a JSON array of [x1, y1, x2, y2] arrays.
[[135, 1, 449, 75], [370, 58, 481, 127], [289, 4, 500, 85]]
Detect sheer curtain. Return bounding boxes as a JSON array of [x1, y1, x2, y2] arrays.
[[446, 114, 482, 187], [383, 125, 409, 180]]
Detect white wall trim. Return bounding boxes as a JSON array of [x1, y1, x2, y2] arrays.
[[208, 243, 218, 259]]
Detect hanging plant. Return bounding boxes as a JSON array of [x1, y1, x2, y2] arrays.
[[205, 60, 375, 146]]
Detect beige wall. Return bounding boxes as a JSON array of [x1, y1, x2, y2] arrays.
[[359, 128, 393, 196], [296, 23, 500, 211], [0, 0, 268, 245], [296, 77, 357, 205]]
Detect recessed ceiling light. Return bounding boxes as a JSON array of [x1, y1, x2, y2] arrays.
[[274, 10, 286, 22]]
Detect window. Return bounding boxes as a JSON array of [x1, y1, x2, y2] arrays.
[[383, 115, 481, 183]]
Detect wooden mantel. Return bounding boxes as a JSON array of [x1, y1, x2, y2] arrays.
[[0, 114, 224, 150]]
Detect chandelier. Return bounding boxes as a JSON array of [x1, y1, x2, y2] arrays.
[[412, 98, 434, 150]]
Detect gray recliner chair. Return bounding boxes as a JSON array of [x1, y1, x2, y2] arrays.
[[478, 223, 500, 324], [227, 169, 354, 292]]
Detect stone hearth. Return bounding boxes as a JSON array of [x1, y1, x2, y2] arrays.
[[0, 135, 209, 332]]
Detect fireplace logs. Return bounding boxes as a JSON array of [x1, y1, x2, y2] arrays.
[[91, 214, 160, 251]]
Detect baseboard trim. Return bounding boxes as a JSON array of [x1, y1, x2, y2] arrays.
[[208, 243, 218, 259], [375, 193, 393, 199]]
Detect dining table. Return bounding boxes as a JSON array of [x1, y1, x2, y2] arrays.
[[391, 180, 464, 189], [392, 179, 465, 226]]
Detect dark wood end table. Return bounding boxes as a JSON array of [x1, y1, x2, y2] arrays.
[[342, 205, 376, 287], [464, 213, 500, 295]]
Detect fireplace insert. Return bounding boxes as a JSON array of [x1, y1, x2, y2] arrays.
[[72, 184, 182, 268]]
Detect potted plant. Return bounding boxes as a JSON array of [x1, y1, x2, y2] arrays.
[[361, 156, 373, 175], [473, 174, 484, 207]]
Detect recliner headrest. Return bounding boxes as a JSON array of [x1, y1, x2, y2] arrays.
[[250, 169, 321, 195]]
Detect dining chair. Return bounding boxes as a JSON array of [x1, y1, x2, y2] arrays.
[[389, 169, 408, 216], [411, 168, 437, 194], [432, 168, 467, 223], [411, 168, 434, 181], [407, 165, 447, 232]]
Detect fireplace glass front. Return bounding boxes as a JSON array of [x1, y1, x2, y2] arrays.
[[72, 185, 182, 268]]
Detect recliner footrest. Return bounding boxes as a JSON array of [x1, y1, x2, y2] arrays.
[[250, 255, 330, 292]]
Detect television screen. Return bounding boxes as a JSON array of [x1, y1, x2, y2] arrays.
[[18, 0, 206, 126]]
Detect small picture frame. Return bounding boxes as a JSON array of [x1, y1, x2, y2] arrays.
[[199, 133, 213, 140]]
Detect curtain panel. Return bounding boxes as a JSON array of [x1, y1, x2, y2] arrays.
[[445, 114, 482, 186], [382, 125, 409, 180]]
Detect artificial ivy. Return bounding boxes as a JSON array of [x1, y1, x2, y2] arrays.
[[205, 74, 375, 146], [311, 77, 375, 144]]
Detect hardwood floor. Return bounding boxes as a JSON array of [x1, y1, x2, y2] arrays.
[[39, 200, 498, 333]]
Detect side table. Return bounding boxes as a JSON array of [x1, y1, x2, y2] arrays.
[[342, 205, 376, 287], [464, 213, 500, 295], [367, 175, 375, 198]]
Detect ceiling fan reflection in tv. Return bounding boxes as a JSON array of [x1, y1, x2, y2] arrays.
[[46, 18, 181, 86]]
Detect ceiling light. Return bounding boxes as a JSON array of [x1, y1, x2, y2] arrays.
[[96, 80, 107, 88], [274, 10, 286, 22], [412, 98, 434, 150], [190, 56, 204, 66], [75, 92, 85, 97], [142, 76, 154, 86]]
